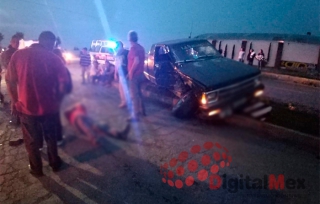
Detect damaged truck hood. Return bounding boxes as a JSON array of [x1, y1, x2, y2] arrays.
[[177, 57, 260, 90]]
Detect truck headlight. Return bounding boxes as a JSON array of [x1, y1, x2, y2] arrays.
[[201, 93, 207, 105], [201, 91, 218, 105]]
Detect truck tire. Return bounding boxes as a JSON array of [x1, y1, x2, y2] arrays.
[[172, 91, 198, 118]]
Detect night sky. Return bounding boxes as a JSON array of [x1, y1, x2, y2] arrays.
[[0, 0, 319, 50]]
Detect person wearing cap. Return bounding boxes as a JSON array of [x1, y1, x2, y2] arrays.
[[5, 31, 70, 176], [127, 31, 146, 121]]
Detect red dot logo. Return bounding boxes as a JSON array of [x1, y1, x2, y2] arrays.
[[188, 160, 198, 172], [178, 151, 188, 162], [213, 152, 221, 161], [176, 166, 185, 176], [185, 176, 194, 186], [168, 171, 174, 179], [210, 164, 219, 174], [159, 141, 232, 189], [175, 180, 183, 189], [203, 142, 214, 150], [169, 158, 177, 167], [198, 169, 208, 181], [191, 145, 201, 154], [201, 154, 211, 166], [168, 180, 174, 187]]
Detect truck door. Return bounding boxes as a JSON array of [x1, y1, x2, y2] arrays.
[[146, 45, 155, 73], [154, 45, 176, 89]]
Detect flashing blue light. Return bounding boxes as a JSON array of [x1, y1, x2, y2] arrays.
[[107, 41, 117, 49]]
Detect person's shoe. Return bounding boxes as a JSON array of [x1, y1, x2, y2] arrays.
[[0, 93, 4, 104], [140, 111, 146, 117], [52, 158, 63, 172], [57, 140, 64, 146], [126, 116, 139, 122], [28, 165, 44, 177], [9, 139, 24, 146], [118, 123, 131, 140], [118, 103, 126, 108]]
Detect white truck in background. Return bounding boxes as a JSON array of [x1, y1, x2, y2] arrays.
[[89, 40, 117, 64]]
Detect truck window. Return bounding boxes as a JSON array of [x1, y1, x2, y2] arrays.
[[155, 46, 170, 62], [149, 44, 155, 55], [100, 47, 114, 55]]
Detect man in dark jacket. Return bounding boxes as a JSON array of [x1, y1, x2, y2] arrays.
[[0, 35, 20, 103], [247, 49, 256, 66]]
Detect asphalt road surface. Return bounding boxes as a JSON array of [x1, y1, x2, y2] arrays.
[[0, 63, 319, 204], [261, 77, 320, 111]]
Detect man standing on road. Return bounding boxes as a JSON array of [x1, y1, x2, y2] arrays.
[[127, 31, 146, 121], [114, 41, 129, 108], [238, 47, 245, 63], [0, 35, 20, 104], [79, 47, 91, 84], [5, 31, 70, 176], [247, 49, 256, 66]]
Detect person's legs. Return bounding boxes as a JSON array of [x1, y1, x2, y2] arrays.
[[81, 66, 86, 83], [41, 114, 61, 171], [105, 74, 113, 87], [20, 114, 43, 174], [0, 73, 3, 103], [96, 122, 131, 140], [99, 75, 106, 84], [91, 75, 95, 84], [74, 116, 99, 145], [129, 74, 145, 119], [129, 78, 140, 119], [118, 76, 126, 106], [54, 113, 64, 145], [137, 74, 146, 115]]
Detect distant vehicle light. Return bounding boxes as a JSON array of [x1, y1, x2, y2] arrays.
[[63, 52, 73, 61], [201, 93, 207, 105], [254, 90, 264, 97], [106, 41, 117, 49], [208, 109, 221, 116]]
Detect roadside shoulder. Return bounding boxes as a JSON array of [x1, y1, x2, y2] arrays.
[[262, 72, 320, 87], [227, 115, 320, 155]]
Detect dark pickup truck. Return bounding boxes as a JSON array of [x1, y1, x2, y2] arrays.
[[143, 39, 271, 119]]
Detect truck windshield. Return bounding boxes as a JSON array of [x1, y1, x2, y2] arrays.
[[100, 47, 115, 55], [171, 41, 221, 62]]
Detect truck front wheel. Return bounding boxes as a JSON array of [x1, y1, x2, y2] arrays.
[[172, 91, 198, 118]]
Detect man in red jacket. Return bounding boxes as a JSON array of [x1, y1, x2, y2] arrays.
[[5, 31, 70, 176]]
